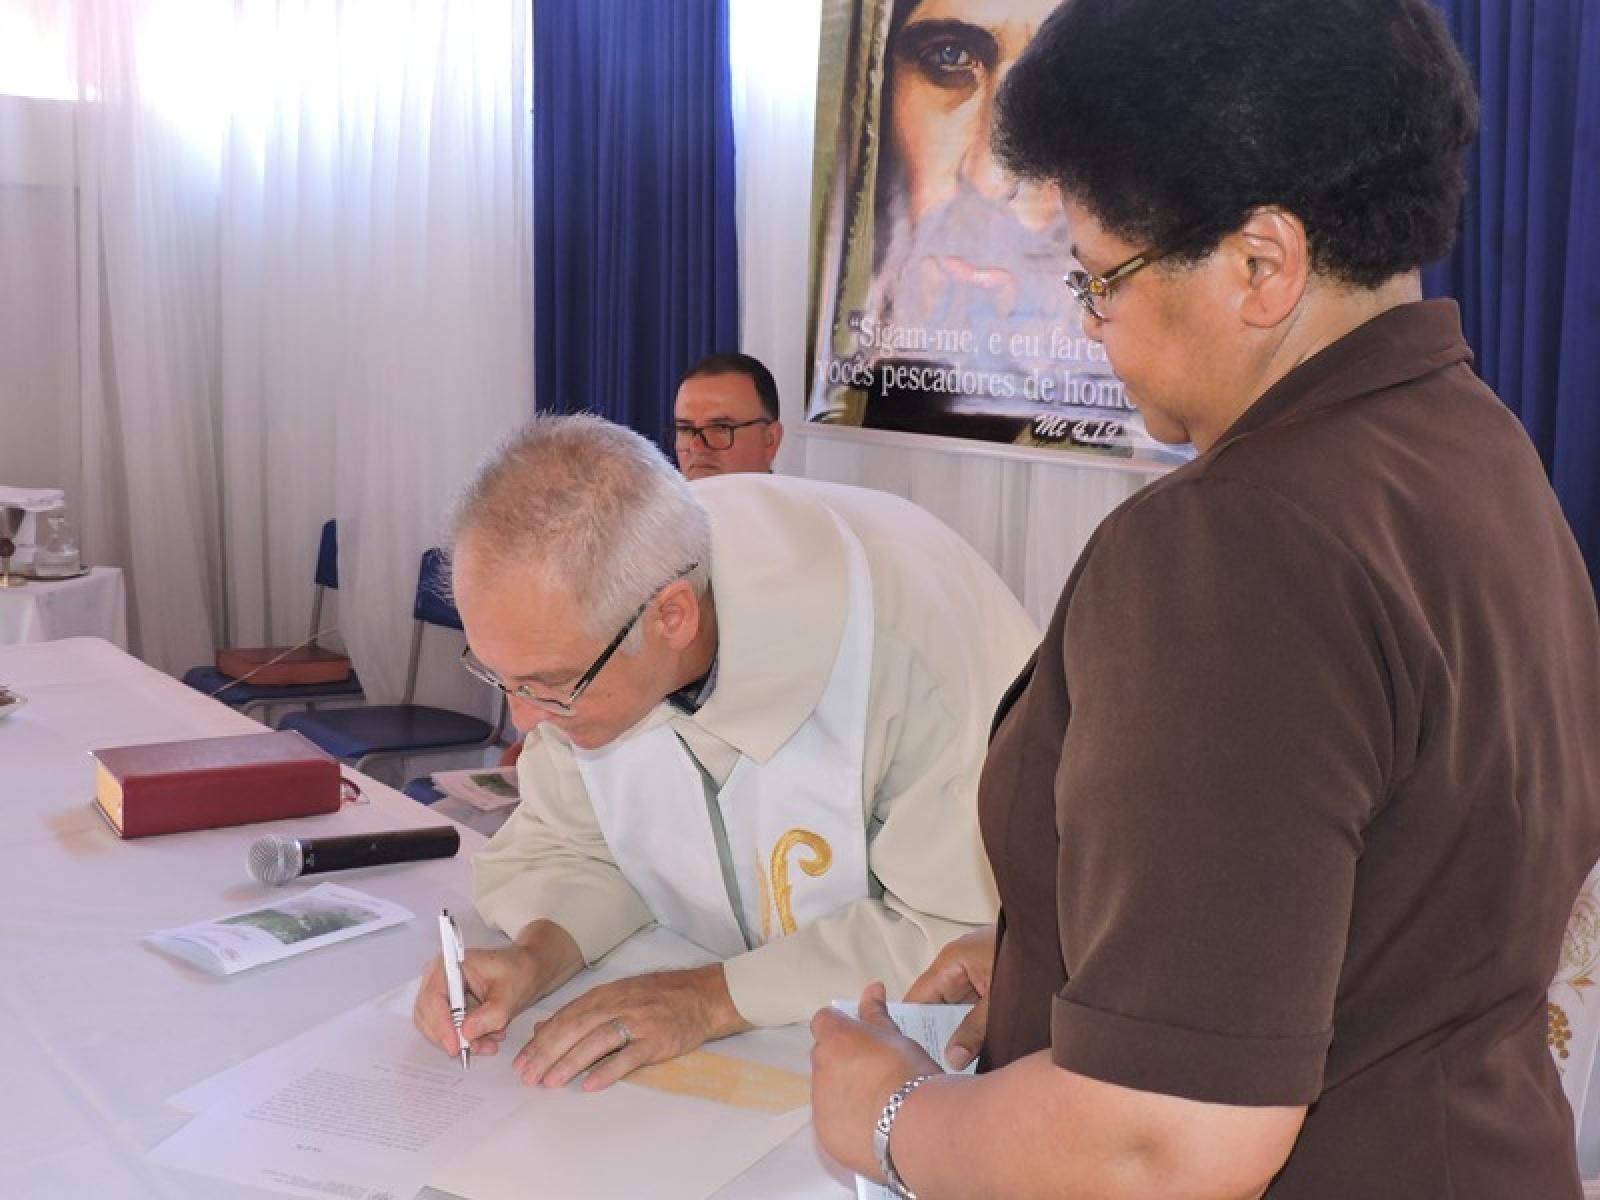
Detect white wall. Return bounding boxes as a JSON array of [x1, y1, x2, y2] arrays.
[[0, 4, 533, 682]]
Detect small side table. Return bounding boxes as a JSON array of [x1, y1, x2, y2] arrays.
[[0, 566, 129, 648]]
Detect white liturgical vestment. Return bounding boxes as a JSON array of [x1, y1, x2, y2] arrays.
[[474, 474, 1040, 1026], [574, 504, 873, 959]]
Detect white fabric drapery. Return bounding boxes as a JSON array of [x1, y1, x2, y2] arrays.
[[1, 0, 531, 707], [728, 0, 1157, 627]]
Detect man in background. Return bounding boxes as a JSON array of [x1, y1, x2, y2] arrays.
[[673, 352, 783, 480]]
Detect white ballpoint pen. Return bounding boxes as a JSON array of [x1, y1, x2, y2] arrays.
[[438, 909, 470, 1071]]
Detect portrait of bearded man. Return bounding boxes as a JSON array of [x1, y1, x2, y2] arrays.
[[805, 0, 1182, 462], [867, 0, 1069, 367]]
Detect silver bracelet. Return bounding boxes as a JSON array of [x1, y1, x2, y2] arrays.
[[873, 1073, 938, 1199]]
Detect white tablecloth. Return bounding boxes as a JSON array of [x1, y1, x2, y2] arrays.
[[0, 565, 128, 647], [0, 637, 849, 1199]]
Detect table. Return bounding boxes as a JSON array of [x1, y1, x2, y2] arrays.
[[0, 565, 128, 647], [0, 638, 851, 1199]]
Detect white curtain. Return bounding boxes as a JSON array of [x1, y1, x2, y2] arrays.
[[727, 0, 819, 481], [1, 0, 531, 706], [728, 0, 1155, 628], [0, 94, 80, 540]]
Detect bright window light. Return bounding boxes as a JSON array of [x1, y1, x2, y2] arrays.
[[0, 2, 77, 100]]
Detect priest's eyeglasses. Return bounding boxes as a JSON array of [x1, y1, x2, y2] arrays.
[[673, 418, 772, 451], [459, 561, 699, 716]]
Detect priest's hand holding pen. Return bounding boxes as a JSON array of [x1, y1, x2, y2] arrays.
[[413, 916, 585, 1064], [413, 915, 751, 1089]]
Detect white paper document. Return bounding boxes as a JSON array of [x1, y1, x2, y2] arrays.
[[152, 1006, 527, 1200], [145, 882, 413, 976], [426, 1070, 810, 1200], [422, 998, 812, 1200], [829, 1001, 976, 1200], [168, 984, 419, 1115], [159, 963, 812, 1200]]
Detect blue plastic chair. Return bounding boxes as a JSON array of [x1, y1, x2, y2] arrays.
[[182, 520, 364, 722], [279, 548, 505, 774]]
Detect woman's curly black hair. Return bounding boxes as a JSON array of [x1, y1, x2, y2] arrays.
[[994, 0, 1480, 288]]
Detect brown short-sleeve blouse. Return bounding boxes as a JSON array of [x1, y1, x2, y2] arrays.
[[980, 301, 1600, 1198]]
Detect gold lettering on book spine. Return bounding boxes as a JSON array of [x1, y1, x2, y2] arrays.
[[769, 830, 833, 937]]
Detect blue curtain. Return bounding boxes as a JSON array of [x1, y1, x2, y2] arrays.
[[1423, 0, 1600, 589], [532, 1, 740, 452]]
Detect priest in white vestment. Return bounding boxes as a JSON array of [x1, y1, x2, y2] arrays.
[[414, 414, 1038, 1089]]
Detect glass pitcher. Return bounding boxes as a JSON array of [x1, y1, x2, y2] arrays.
[[33, 509, 80, 578]]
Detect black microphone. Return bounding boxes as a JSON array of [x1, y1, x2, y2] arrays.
[[247, 826, 460, 885]]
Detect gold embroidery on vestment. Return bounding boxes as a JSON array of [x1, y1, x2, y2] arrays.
[[770, 830, 833, 936]]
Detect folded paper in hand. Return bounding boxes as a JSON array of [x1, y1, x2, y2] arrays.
[[831, 1000, 977, 1200]]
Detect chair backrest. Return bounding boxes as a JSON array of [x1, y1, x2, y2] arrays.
[[308, 519, 341, 644], [401, 547, 463, 703], [414, 547, 463, 630], [314, 520, 340, 590]]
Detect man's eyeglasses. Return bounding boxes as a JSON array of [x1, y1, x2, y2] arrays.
[[459, 561, 700, 717], [1062, 226, 1206, 322], [674, 418, 772, 451]]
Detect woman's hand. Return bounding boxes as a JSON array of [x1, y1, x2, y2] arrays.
[[810, 982, 943, 1179], [905, 924, 996, 1068]]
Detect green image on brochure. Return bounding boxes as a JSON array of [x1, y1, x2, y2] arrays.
[[222, 899, 382, 944], [468, 770, 518, 799]]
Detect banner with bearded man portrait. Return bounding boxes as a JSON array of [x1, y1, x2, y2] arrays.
[[806, 0, 1187, 467]]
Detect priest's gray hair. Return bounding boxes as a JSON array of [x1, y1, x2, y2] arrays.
[[447, 414, 711, 653]]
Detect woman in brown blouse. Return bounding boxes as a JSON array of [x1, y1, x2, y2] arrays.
[[809, 1, 1600, 1197]]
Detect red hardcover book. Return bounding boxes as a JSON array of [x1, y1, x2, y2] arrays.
[[215, 646, 352, 687], [91, 730, 341, 838]]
